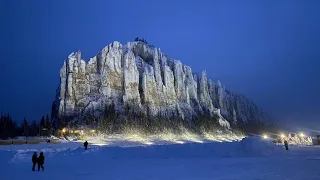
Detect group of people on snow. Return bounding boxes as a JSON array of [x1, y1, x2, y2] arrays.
[[31, 141, 89, 171], [32, 152, 45, 171], [30, 137, 289, 172]]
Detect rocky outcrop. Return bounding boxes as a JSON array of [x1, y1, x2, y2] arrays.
[[53, 41, 264, 129]]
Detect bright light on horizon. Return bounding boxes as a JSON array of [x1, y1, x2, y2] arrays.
[[300, 132, 305, 137], [82, 131, 246, 147], [174, 140, 185, 144], [280, 134, 285, 138], [263, 134, 268, 139], [92, 143, 108, 146], [143, 141, 154, 145]]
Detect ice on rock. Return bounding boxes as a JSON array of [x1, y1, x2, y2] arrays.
[[54, 41, 264, 127], [123, 51, 141, 105]]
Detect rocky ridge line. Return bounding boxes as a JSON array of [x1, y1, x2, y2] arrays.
[[52, 41, 264, 129]]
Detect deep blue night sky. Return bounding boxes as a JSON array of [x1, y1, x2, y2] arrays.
[[1, 0, 320, 130]]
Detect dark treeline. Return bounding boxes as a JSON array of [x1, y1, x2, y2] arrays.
[[134, 37, 156, 48], [1, 102, 278, 138], [134, 37, 148, 44], [63, 101, 278, 136], [234, 119, 279, 136], [0, 114, 55, 139], [64, 102, 222, 135]]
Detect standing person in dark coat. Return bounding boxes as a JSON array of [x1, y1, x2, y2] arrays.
[[284, 140, 289, 150], [37, 152, 45, 171], [32, 152, 37, 171], [84, 141, 88, 150]]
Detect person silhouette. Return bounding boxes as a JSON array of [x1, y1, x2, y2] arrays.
[[84, 141, 88, 150], [284, 140, 289, 150], [37, 152, 45, 171], [32, 152, 37, 171]]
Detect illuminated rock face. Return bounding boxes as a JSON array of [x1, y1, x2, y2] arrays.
[[53, 41, 264, 129]]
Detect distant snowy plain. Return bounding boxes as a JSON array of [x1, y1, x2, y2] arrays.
[[2, 134, 320, 180]]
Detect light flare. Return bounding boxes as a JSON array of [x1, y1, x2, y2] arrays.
[[124, 134, 155, 146], [143, 141, 154, 145], [92, 143, 108, 146], [299, 132, 305, 137], [174, 140, 185, 144], [180, 131, 204, 143]]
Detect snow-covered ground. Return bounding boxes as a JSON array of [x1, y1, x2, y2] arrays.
[[2, 135, 320, 180]]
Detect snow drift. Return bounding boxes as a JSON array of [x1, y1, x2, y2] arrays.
[[2, 136, 286, 164]]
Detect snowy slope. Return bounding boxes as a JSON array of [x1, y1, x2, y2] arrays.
[[2, 137, 320, 180]]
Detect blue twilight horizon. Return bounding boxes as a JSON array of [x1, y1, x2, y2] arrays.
[[1, 0, 319, 131]]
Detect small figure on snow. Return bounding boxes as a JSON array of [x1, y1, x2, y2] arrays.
[[284, 140, 289, 150], [32, 152, 37, 171], [84, 140, 88, 150], [37, 152, 45, 171]]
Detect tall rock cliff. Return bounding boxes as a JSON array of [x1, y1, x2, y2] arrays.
[[52, 41, 264, 129]]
